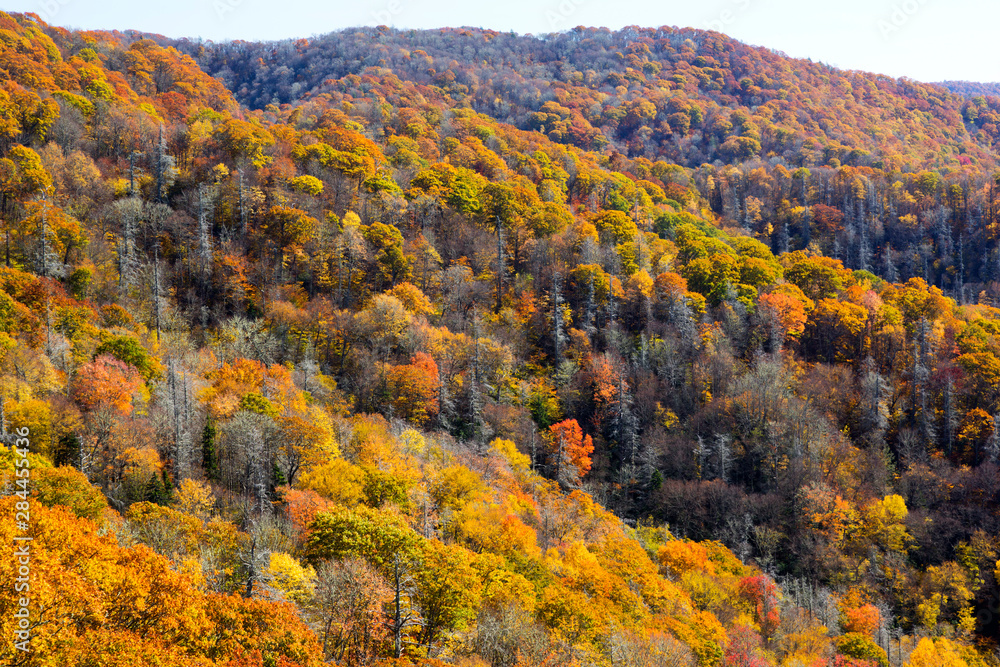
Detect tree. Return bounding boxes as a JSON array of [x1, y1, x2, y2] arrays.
[[305, 506, 421, 572], [95, 335, 163, 382], [723, 625, 769, 667], [834, 633, 888, 667], [276, 406, 337, 486], [756, 291, 807, 347], [842, 602, 880, 636], [262, 205, 319, 256], [0, 496, 324, 666], [310, 558, 391, 664], [385, 352, 440, 425], [593, 210, 639, 245], [545, 419, 594, 485], [363, 222, 411, 289], [32, 465, 108, 522], [202, 417, 218, 480], [413, 540, 481, 651], [72, 354, 146, 416], [215, 115, 275, 168], [737, 574, 780, 641], [906, 637, 971, 667]]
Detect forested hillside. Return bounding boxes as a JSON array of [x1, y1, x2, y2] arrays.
[[0, 10, 999, 667], [940, 82, 1000, 100], [146, 25, 1000, 306]]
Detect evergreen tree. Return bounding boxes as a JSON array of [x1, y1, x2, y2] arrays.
[[202, 417, 218, 481]]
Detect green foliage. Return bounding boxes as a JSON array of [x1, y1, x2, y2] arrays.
[[95, 335, 161, 381], [202, 418, 218, 481], [32, 466, 108, 522], [238, 391, 280, 418], [834, 633, 889, 667], [306, 506, 422, 570]]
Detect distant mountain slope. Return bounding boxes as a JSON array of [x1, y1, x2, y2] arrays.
[[939, 80, 1000, 98], [152, 26, 1000, 173]]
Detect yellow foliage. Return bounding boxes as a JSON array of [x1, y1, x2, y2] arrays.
[[267, 551, 316, 604], [388, 282, 435, 315], [173, 478, 215, 520], [399, 428, 427, 453], [489, 437, 531, 471], [278, 405, 340, 482], [432, 464, 486, 510], [298, 457, 366, 505], [536, 583, 600, 646], [658, 539, 716, 577], [474, 553, 537, 612], [122, 446, 162, 480], [453, 501, 540, 559], [7, 397, 54, 457], [906, 637, 970, 667]]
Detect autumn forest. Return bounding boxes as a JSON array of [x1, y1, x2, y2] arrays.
[[2, 12, 1000, 667]]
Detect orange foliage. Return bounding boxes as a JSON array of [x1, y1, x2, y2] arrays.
[[0, 497, 323, 666], [385, 352, 439, 425], [547, 419, 594, 481], [842, 603, 881, 636], [71, 354, 145, 415], [758, 291, 808, 339], [658, 539, 715, 577], [280, 486, 336, 540]]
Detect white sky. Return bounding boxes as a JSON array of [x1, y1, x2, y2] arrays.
[[2, 0, 994, 83]]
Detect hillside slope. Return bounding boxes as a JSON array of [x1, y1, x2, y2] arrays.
[[0, 10, 999, 667]]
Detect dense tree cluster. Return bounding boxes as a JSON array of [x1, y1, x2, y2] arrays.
[[1, 9, 1000, 667]]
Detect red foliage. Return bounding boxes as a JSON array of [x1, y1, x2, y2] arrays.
[[738, 574, 781, 640], [547, 418, 594, 481], [810, 204, 845, 236], [723, 625, 769, 667]]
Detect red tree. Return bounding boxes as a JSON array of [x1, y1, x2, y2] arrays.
[[547, 419, 594, 483]]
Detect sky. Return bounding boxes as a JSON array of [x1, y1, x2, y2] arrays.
[[1, 0, 994, 83]]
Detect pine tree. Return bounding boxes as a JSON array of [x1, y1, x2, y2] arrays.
[[55, 433, 81, 468], [202, 417, 218, 481]]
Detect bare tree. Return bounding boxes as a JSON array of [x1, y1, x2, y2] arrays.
[[310, 558, 393, 664]]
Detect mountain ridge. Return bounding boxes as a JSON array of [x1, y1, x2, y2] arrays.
[[134, 24, 1000, 174]]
